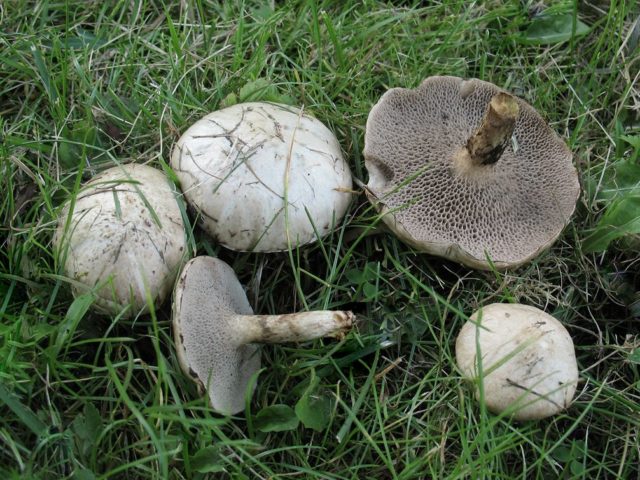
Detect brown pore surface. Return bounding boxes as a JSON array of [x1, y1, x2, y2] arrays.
[[364, 76, 580, 267]]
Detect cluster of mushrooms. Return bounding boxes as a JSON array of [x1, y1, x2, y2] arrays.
[[55, 76, 580, 421]]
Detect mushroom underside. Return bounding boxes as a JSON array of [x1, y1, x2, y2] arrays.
[[364, 76, 580, 268]]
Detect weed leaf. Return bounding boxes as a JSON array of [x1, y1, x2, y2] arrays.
[[254, 404, 299, 432], [191, 445, 225, 473], [295, 374, 332, 431], [520, 14, 590, 45], [583, 196, 640, 252]]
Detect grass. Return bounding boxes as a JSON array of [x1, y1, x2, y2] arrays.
[[1, 0, 639, 478]]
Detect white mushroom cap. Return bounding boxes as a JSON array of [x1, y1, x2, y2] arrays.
[[455, 303, 579, 421], [173, 256, 354, 415], [54, 164, 187, 316], [364, 76, 580, 270], [170, 102, 353, 252]]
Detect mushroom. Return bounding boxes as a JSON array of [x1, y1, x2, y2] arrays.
[[455, 303, 578, 421], [364, 76, 580, 270], [173, 255, 354, 415], [170, 102, 353, 252], [54, 164, 187, 316]]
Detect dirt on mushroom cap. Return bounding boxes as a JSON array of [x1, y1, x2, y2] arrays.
[[455, 303, 579, 421], [54, 163, 187, 316], [171, 102, 353, 252], [364, 76, 580, 269]]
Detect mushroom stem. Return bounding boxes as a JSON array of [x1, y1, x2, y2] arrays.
[[232, 310, 354, 344], [466, 93, 519, 166]]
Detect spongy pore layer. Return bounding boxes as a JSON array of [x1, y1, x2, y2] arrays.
[[173, 256, 260, 415], [364, 76, 580, 268]]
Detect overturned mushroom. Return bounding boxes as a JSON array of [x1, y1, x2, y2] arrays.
[[173, 256, 353, 414], [54, 164, 187, 316], [171, 102, 353, 252], [455, 303, 578, 421], [364, 76, 580, 269]]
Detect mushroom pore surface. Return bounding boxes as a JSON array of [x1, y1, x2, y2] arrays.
[[455, 303, 578, 421], [173, 256, 260, 415], [173, 256, 354, 415], [171, 102, 353, 252], [364, 76, 580, 269], [54, 164, 187, 316]]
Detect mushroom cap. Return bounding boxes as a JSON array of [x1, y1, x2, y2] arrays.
[[455, 303, 578, 421], [170, 102, 353, 252], [54, 164, 187, 316], [364, 76, 580, 269], [173, 256, 260, 415]]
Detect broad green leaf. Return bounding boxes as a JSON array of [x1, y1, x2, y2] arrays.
[[73, 403, 103, 445], [72, 469, 96, 480], [345, 268, 366, 284], [57, 120, 100, 168], [570, 460, 586, 476], [552, 445, 573, 462], [295, 375, 332, 431], [239, 79, 275, 101], [73, 119, 98, 148], [254, 404, 299, 432], [296, 393, 332, 432], [190, 445, 225, 474], [67, 29, 108, 49], [220, 92, 238, 108], [346, 262, 378, 286], [629, 348, 640, 364], [362, 262, 378, 282], [363, 282, 378, 300], [251, 4, 274, 21], [222, 79, 295, 108], [583, 196, 640, 252], [596, 160, 640, 202], [620, 135, 640, 148], [403, 312, 428, 343], [519, 14, 590, 45]]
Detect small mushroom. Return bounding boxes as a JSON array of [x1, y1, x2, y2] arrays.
[[54, 164, 187, 316], [455, 303, 578, 421], [170, 102, 353, 252], [364, 76, 580, 270], [173, 256, 354, 414]]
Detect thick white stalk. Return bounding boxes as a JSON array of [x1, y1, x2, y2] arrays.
[[231, 310, 354, 344]]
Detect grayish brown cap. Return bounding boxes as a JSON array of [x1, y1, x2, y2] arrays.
[[364, 76, 580, 270], [173, 256, 354, 415], [455, 303, 579, 421]]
